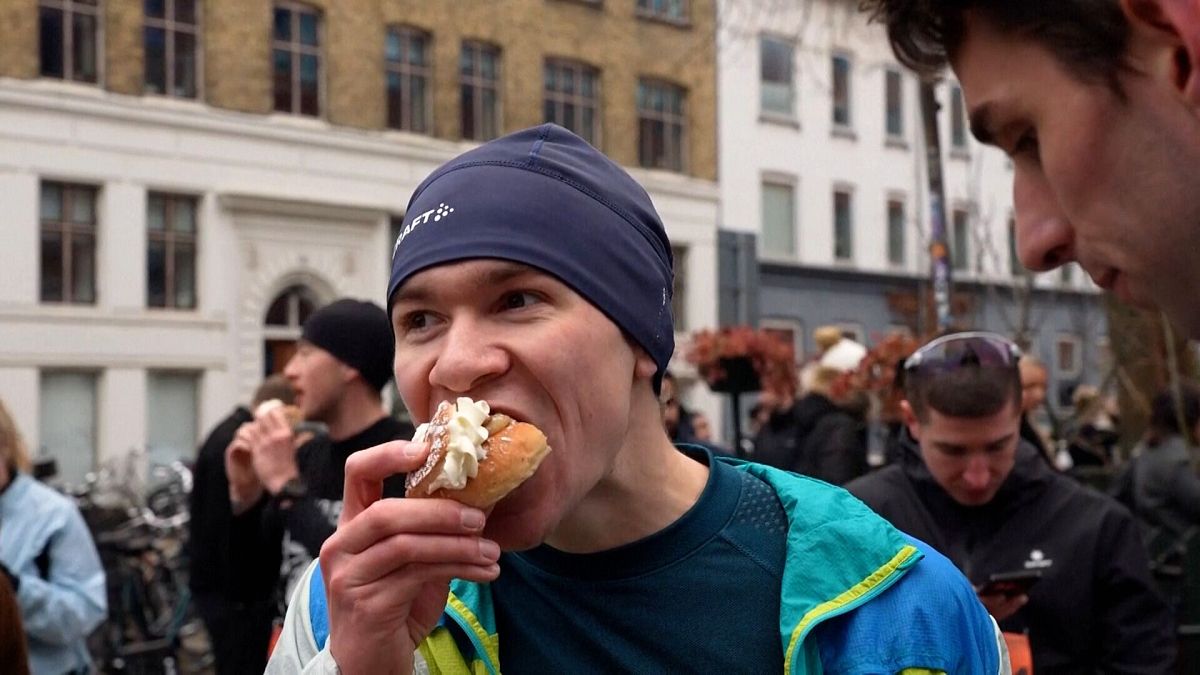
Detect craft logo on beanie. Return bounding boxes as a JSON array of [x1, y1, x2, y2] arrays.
[[388, 123, 675, 392]]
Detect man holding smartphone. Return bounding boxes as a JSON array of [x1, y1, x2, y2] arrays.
[[847, 332, 1175, 671]]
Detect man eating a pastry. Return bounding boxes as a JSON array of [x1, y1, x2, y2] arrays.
[[268, 125, 1010, 674], [225, 298, 412, 621]]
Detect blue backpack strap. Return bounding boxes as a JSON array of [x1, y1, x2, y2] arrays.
[[308, 562, 331, 651]]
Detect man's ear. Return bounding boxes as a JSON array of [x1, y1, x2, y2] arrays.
[[634, 351, 658, 381], [1122, 0, 1200, 105], [900, 400, 922, 441]]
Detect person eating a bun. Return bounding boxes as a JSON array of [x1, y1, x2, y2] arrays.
[[268, 124, 1008, 674]]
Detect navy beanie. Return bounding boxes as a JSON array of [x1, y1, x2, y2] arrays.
[[387, 124, 675, 392], [301, 298, 395, 392]]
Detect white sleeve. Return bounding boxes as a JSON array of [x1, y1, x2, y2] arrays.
[[992, 616, 1012, 675], [265, 559, 333, 674]]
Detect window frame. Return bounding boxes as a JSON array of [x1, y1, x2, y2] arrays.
[[831, 52, 853, 132], [759, 34, 796, 120], [760, 174, 798, 259], [949, 83, 968, 153], [671, 244, 688, 332], [543, 57, 601, 146], [143, 0, 202, 99], [40, 181, 98, 305], [635, 0, 690, 25], [460, 40, 503, 142], [886, 195, 906, 266], [1056, 334, 1083, 379], [146, 191, 199, 310], [832, 186, 854, 262], [637, 78, 688, 173], [271, 1, 323, 117], [385, 25, 433, 134], [951, 206, 970, 272], [884, 67, 904, 140], [38, 0, 103, 84]]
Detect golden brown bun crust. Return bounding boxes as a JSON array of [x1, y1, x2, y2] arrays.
[[405, 408, 551, 509], [255, 400, 304, 427]]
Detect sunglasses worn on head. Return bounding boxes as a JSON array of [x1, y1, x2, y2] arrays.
[[904, 331, 1022, 378]]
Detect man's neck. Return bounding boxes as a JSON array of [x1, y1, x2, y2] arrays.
[[545, 405, 710, 554], [322, 384, 388, 442]]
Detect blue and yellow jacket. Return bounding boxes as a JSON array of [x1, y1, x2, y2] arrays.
[[268, 459, 1007, 674]]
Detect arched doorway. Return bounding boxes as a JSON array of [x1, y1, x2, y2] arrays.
[[262, 284, 320, 375]]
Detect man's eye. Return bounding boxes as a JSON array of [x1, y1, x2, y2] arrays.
[[401, 311, 435, 332], [501, 291, 541, 310]]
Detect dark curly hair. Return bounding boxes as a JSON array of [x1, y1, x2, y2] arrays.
[[859, 0, 1131, 90]]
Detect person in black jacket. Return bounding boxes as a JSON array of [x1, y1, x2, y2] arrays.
[[847, 331, 1175, 673], [226, 299, 413, 629], [189, 374, 294, 675], [1132, 385, 1200, 539]]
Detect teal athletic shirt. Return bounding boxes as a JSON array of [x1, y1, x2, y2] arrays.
[[491, 447, 788, 672]]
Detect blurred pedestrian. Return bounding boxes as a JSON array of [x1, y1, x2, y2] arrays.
[[1131, 385, 1200, 540], [792, 366, 869, 485], [1018, 355, 1056, 466], [189, 374, 295, 675], [0, 399, 106, 675], [226, 299, 412, 624], [848, 332, 1175, 671], [1064, 385, 1118, 468]]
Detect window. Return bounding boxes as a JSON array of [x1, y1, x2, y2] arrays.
[[39, 0, 100, 83], [761, 181, 796, 257], [272, 2, 321, 116], [637, 79, 686, 172], [884, 69, 903, 138], [144, 0, 199, 98], [950, 84, 967, 150], [671, 245, 687, 331], [636, 0, 687, 23], [951, 208, 969, 271], [385, 26, 431, 133], [1008, 217, 1022, 276], [263, 284, 319, 375], [761, 318, 804, 365], [460, 41, 501, 141], [1056, 335, 1082, 378], [147, 371, 198, 465], [40, 371, 97, 485], [147, 193, 198, 309], [40, 182, 97, 304], [887, 198, 905, 265], [831, 54, 852, 128], [833, 189, 853, 261], [543, 59, 600, 145], [760, 36, 794, 118]]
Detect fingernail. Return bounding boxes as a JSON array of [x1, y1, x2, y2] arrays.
[[479, 539, 500, 561], [404, 443, 425, 458], [462, 509, 485, 530]]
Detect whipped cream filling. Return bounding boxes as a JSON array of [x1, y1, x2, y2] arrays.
[[413, 397, 491, 492]]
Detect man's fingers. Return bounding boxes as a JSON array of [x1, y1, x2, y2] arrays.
[[341, 440, 429, 523], [328, 532, 500, 584], [328, 498, 487, 555]]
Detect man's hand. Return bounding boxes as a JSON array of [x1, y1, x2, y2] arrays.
[[319, 440, 501, 675], [250, 407, 303, 495], [225, 427, 263, 513], [977, 591, 1028, 622]]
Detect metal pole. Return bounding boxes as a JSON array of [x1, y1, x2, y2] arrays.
[[919, 78, 954, 331]]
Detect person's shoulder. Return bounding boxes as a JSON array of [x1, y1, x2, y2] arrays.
[[815, 535, 1002, 674]]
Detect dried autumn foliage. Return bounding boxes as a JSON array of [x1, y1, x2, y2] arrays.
[[685, 326, 798, 397]]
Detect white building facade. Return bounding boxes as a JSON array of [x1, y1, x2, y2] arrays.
[[716, 0, 1107, 408], [0, 79, 720, 482]]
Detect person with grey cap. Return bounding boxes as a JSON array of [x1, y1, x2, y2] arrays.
[[225, 298, 413, 623], [267, 125, 1007, 674]]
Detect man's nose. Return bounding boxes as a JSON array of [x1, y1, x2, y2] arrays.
[[1013, 167, 1075, 272], [427, 317, 509, 394], [962, 456, 991, 489]]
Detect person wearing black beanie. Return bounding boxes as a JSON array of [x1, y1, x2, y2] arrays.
[[269, 126, 1005, 674], [225, 298, 412, 633]]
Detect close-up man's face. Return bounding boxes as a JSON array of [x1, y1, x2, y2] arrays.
[[906, 399, 1021, 507], [390, 259, 649, 550], [953, 9, 1200, 337], [283, 341, 350, 422]]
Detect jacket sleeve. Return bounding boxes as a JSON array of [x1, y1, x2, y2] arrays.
[[1093, 506, 1177, 669], [14, 501, 107, 645]]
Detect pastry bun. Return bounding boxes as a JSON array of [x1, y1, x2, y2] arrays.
[[405, 400, 551, 509], [254, 399, 304, 428]]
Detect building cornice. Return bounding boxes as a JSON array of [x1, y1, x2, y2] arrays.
[[0, 304, 228, 330]]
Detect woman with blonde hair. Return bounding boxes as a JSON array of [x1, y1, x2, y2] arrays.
[[0, 398, 107, 674]]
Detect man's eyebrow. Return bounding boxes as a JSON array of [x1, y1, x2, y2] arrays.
[[969, 103, 995, 145], [391, 261, 540, 306]]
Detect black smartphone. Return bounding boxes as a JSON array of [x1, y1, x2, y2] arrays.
[[978, 569, 1042, 597]]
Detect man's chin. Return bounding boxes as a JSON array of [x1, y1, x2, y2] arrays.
[[952, 490, 996, 507]]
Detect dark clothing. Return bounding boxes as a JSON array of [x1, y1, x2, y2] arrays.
[[752, 394, 867, 485], [1020, 414, 1055, 467], [1132, 436, 1200, 539], [188, 405, 279, 675], [1067, 423, 1118, 468], [846, 436, 1176, 674], [493, 449, 787, 673], [0, 572, 29, 675], [229, 416, 412, 613]]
